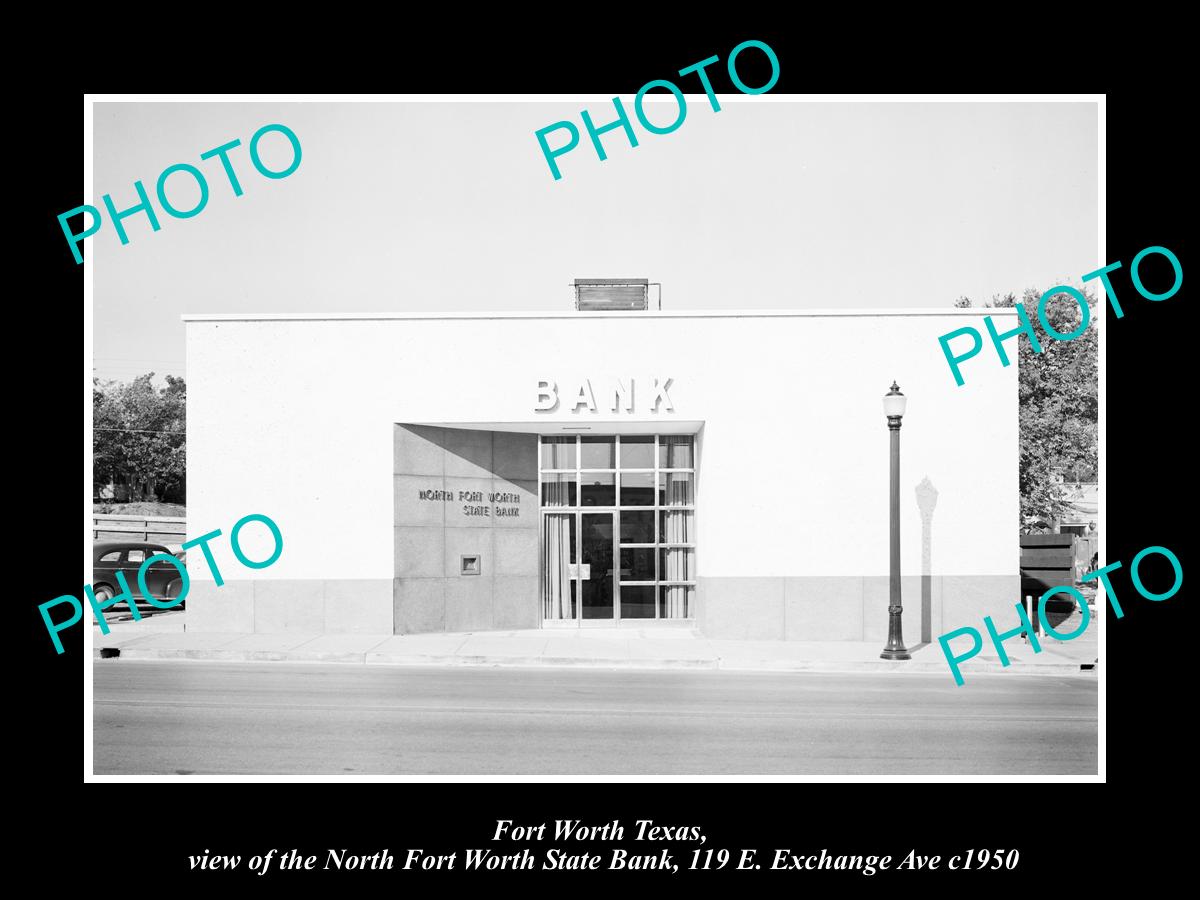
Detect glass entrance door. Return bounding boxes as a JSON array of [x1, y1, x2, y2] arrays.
[[580, 512, 615, 620]]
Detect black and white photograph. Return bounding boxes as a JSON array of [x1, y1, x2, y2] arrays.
[[73, 90, 1117, 782]]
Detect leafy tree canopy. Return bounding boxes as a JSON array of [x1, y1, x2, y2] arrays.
[[956, 288, 1097, 530], [93, 374, 186, 503]]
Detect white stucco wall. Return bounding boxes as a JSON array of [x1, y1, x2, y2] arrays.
[[184, 309, 1018, 584]]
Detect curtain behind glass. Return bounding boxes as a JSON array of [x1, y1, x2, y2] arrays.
[[663, 472, 693, 506], [661, 510, 693, 619], [662, 435, 693, 468], [542, 474, 574, 506], [542, 437, 575, 469], [662, 548, 692, 581], [663, 510, 691, 544], [662, 585, 690, 618], [542, 514, 573, 619]]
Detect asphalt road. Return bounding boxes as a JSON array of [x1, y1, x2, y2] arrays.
[[93, 662, 1097, 776]]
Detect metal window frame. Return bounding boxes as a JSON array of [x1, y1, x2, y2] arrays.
[[538, 433, 697, 624]]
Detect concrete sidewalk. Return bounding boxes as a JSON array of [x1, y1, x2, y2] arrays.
[[92, 612, 1098, 678]]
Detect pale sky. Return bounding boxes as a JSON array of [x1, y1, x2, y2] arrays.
[[92, 100, 1097, 383]]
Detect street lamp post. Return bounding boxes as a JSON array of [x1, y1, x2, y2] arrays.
[[881, 381, 911, 661]]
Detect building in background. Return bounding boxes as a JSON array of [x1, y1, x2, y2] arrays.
[[182, 283, 1019, 643], [1059, 482, 1098, 538], [1060, 481, 1099, 578]]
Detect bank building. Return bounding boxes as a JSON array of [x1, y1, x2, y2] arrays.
[[182, 280, 1019, 643]]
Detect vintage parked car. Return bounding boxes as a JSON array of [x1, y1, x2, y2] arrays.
[[92, 541, 186, 610]]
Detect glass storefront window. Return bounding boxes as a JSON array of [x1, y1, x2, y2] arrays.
[[660, 510, 693, 544], [659, 435, 693, 469], [542, 513, 577, 620], [620, 472, 655, 506], [620, 547, 656, 582], [580, 436, 615, 469], [621, 585, 656, 619], [660, 548, 695, 582], [539, 434, 695, 621], [660, 585, 692, 619], [620, 436, 655, 469], [660, 472, 693, 506], [580, 472, 615, 506], [540, 474, 576, 507], [620, 510, 656, 544], [541, 436, 576, 470]]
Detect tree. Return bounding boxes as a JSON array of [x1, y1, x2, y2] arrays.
[[952, 288, 1097, 531], [93, 374, 186, 503]]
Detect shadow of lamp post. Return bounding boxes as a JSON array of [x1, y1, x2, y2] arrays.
[[915, 476, 938, 644], [881, 381, 911, 660]]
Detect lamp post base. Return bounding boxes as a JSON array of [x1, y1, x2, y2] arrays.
[[881, 604, 910, 660]]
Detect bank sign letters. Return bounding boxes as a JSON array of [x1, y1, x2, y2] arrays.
[[417, 488, 523, 520], [535, 377, 675, 414]]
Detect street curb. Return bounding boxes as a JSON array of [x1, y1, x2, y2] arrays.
[[363, 653, 718, 669], [716, 660, 1088, 675], [94, 646, 1096, 676]]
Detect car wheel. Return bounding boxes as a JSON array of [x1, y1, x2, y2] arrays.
[[91, 584, 114, 624]]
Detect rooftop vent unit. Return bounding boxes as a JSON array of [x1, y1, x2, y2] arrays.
[[574, 278, 659, 311]]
